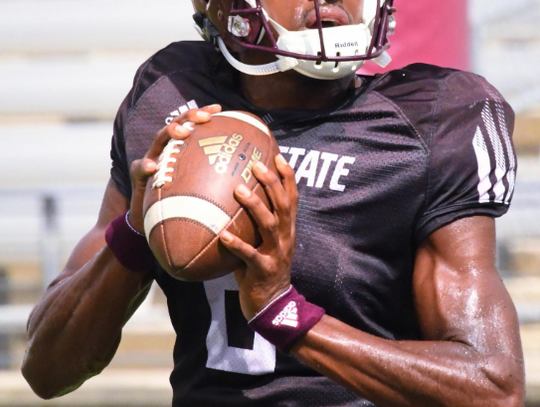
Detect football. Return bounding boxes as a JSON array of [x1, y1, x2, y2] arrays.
[[143, 111, 280, 281]]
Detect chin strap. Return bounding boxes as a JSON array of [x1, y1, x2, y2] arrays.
[[371, 51, 392, 68], [217, 37, 298, 76]]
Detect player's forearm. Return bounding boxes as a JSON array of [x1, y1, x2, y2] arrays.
[[22, 247, 152, 399], [291, 315, 524, 407]]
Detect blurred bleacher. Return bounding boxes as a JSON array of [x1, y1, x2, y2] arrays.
[[0, 0, 539, 406], [0, 1, 199, 405]]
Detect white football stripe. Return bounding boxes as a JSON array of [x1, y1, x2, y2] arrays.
[[213, 111, 270, 137], [144, 196, 231, 240]]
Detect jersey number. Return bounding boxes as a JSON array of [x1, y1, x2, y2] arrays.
[[203, 274, 277, 375]]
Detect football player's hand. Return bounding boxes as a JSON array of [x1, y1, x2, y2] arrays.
[[128, 104, 222, 232], [219, 154, 299, 320]]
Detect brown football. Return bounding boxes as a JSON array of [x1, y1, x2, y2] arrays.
[[143, 111, 280, 281]]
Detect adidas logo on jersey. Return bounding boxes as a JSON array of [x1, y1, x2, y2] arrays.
[[272, 301, 299, 328], [199, 133, 244, 174], [165, 100, 199, 125]]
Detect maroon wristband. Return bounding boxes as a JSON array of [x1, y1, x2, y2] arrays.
[[248, 285, 325, 353], [105, 211, 155, 272]]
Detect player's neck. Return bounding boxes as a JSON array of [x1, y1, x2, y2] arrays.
[[240, 72, 355, 110], [237, 54, 357, 110]]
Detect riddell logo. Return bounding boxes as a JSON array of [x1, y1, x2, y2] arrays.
[[199, 134, 244, 174], [335, 41, 358, 49], [272, 301, 299, 328]]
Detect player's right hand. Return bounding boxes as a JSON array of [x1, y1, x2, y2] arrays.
[[127, 104, 222, 233]]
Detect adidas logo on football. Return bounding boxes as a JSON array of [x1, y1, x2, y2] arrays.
[[272, 301, 299, 328], [165, 100, 199, 125], [198, 133, 244, 174]]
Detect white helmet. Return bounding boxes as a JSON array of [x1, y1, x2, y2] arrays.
[[192, 0, 396, 80]]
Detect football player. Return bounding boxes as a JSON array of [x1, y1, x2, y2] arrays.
[[22, 0, 525, 406]]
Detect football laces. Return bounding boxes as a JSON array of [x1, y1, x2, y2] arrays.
[[152, 140, 185, 189]]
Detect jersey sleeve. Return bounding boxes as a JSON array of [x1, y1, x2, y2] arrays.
[[109, 59, 151, 198], [414, 71, 517, 245], [110, 95, 131, 198]]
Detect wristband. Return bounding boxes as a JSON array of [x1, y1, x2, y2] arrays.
[[105, 210, 155, 272], [248, 285, 325, 353]]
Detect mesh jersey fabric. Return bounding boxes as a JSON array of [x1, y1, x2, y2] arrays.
[[109, 41, 516, 407]]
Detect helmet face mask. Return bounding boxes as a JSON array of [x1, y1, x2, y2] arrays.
[[193, 0, 396, 79]]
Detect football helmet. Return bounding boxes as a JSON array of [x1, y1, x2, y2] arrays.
[[191, 0, 396, 80]]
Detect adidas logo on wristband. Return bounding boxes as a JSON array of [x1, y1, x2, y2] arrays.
[[248, 286, 325, 353], [272, 301, 299, 328]]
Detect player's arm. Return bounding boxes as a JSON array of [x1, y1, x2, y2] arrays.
[[290, 216, 524, 407], [21, 179, 151, 399], [220, 161, 524, 407], [22, 105, 221, 399]]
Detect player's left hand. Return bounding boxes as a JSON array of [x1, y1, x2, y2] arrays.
[[219, 154, 298, 320]]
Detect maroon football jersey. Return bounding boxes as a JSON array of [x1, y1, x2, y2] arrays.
[[110, 41, 516, 407]]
